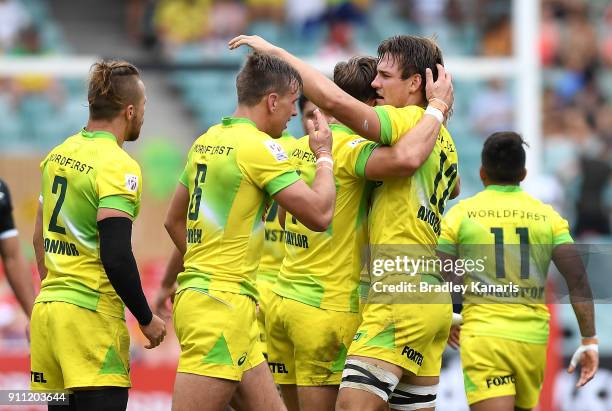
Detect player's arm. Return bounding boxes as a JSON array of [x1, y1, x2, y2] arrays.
[[164, 184, 189, 255], [229, 35, 381, 142], [32, 200, 47, 280], [278, 206, 286, 229], [97, 207, 166, 348], [273, 110, 335, 232], [552, 243, 598, 386], [0, 182, 35, 317], [153, 248, 182, 319]]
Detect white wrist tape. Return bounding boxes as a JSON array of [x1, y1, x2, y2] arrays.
[[425, 106, 444, 124], [316, 156, 334, 166], [570, 344, 598, 368], [451, 312, 463, 326]]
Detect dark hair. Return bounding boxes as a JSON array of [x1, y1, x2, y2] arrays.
[[236, 53, 303, 107], [482, 132, 528, 183], [333, 56, 378, 103], [87, 60, 141, 120], [298, 94, 310, 114], [377, 35, 443, 102]]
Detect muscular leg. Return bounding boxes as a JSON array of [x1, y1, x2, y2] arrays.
[[230, 362, 286, 411], [172, 372, 237, 411], [470, 396, 516, 411], [336, 356, 402, 411], [389, 375, 438, 411], [297, 385, 338, 411], [280, 385, 299, 411]]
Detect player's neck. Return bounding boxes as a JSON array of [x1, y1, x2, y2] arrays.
[[233, 106, 268, 134], [399, 94, 425, 109], [85, 119, 126, 147]]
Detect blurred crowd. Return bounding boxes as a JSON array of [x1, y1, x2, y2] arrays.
[[540, 0, 611, 237]]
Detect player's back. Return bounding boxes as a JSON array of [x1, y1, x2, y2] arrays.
[[177, 117, 299, 301], [37, 129, 142, 318], [439, 185, 573, 343], [276, 124, 375, 312]]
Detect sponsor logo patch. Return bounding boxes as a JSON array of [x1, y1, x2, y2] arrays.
[[125, 174, 139, 192], [264, 140, 289, 161]]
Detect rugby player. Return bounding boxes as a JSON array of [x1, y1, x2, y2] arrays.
[[0, 178, 35, 319], [163, 53, 336, 411], [229, 35, 457, 411], [438, 132, 598, 411], [31, 60, 166, 411], [267, 55, 456, 411]]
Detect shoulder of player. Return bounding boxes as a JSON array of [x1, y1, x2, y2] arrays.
[[101, 145, 141, 174]]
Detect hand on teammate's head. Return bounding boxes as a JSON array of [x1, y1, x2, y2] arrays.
[[228, 35, 278, 55], [307, 109, 332, 158], [425, 63, 453, 115]]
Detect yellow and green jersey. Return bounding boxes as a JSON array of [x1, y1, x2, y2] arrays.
[[438, 185, 574, 343], [177, 117, 301, 300], [274, 124, 378, 312], [257, 135, 296, 285], [369, 105, 458, 278], [36, 129, 143, 319]]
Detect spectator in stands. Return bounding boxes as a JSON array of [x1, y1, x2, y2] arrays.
[[208, 0, 248, 42], [316, 2, 363, 64], [469, 78, 513, 138], [246, 0, 285, 23], [0, 0, 30, 52], [154, 0, 210, 53]]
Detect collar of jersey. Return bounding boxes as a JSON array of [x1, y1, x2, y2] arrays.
[[221, 116, 257, 128], [485, 184, 522, 193], [81, 128, 117, 142], [329, 123, 353, 135]]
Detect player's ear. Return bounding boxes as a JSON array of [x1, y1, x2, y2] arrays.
[[267, 93, 279, 113], [519, 168, 527, 182], [125, 104, 135, 120], [479, 166, 487, 183], [409, 73, 422, 93]]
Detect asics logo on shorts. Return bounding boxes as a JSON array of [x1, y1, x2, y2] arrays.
[[486, 374, 515, 388], [238, 353, 247, 366], [401, 345, 423, 366]]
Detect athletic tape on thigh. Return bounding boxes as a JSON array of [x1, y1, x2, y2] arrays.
[[340, 359, 400, 402], [389, 382, 438, 410]]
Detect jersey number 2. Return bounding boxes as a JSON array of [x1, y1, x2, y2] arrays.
[[49, 176, 67, 234], [188, 164, 208, 221]]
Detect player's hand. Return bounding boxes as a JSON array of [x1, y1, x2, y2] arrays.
[[447, 325, 461, 350], [228, 35, 279, 55], [307, 109, 332, 159], [425, 64, 453, 116], [139, 314, 167, 349], [568, 338, 599, 387], [153, 284, 176, 320]]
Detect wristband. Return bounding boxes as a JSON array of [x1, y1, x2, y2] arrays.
[[451, 312, 463, 326], [570, 344, 598, 368], [316, 157, 334, 167], [425, 106, 444, 124], [315, 150, 331, 159], [429, 97, 450, 111], [316, 165, 334, 173]]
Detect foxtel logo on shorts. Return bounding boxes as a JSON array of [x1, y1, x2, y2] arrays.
[[269, 362, 290, 374], [31, 371, 47, 383], [486, 374, 516, 388], [401, 346, 423, 366]]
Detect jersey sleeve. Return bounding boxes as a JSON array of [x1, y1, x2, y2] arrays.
[[96, 157, 143, 218], [374, 105, 425, 146], [548, 207, 574, 245], [337, 137, 380, 178], [239, 137, 301, 196], [0, 179, 17, 239], [437, 203, 464, 256]]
